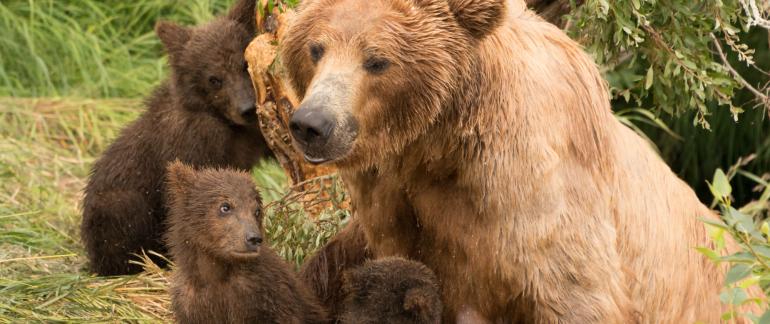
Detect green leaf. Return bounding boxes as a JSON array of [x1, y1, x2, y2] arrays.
[[745, 312, 760, 323], [739, 275, 760, 289], [725, 263, 752, 285], [727, 207, 756, 235], [720, 252, 756, 263], [644, 66, 654, 90], [751, 244, 770, 260], [709, 169, 732, 200], [700, 217, 729, 230], [695, 246, 720, 261], [720, 287, 749, 305]]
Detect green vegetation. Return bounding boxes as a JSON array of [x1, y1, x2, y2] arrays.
[[700, 165, 770, 321], [570, 0, 770, 204], [0, 98, 171, 321], [0, 0, 235, 98]]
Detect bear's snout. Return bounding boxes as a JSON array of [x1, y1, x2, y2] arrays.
[[289, 107, 336, 162], [238, 102, 257, 122], [245, 232, 263, 251]]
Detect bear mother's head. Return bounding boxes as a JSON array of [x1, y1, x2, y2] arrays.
[[282, 0, 505, 168]]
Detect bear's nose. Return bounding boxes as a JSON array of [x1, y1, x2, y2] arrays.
[[289, 108, 335, 146], [245, 233, 263, 250], [239, 103, 257, 119]]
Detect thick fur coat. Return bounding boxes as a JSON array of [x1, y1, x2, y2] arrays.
[[165, 162, 327, 324], [282, 0, 737, 322], [340, 257, 442, 324], [81, 0, 269, 275], [299, 219, 371, 317]]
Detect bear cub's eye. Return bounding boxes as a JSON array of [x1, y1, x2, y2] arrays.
[[209, 76, 223, 89], [242, 62, 249, 73], [363, 57, 390, 74], [309, 44, 325, 64], [254, 208, 261, 219], [219, 202, 232, 215]]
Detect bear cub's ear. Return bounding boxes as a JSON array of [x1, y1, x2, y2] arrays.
[[226, 0, 257, 33], [166, 160, 196, 197], [447, 0, 505, 39], [155, 21, 191, 57]]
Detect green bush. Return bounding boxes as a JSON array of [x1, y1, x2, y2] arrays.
[[699, 164, 770, 322], [570, 0, 770, 204]]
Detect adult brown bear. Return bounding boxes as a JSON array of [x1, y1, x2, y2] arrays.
[[283, 0, 733, 322]]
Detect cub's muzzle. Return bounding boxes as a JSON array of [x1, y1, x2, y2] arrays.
[[244, 232, 263, 251]]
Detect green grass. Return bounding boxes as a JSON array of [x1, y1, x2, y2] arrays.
[[0, 0, 237, 98], [0, 98, 344, 322]]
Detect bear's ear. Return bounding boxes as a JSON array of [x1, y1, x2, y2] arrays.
[[166, 160, 196, 197], [227, 0, 257, 33], [155, 21, 191, 58], [446, 0, 505, 39]]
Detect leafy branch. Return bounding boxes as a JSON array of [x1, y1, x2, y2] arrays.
[[711, 33, 770, 115], [567, 0, 769, 127]]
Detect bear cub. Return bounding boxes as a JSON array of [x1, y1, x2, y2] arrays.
[[81, 0, 270, 275], [299, 219, 371, 318], [165, 161, 327, 324], [340, 257, 442, 324]]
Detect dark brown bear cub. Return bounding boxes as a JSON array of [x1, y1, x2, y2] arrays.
[[80, 0, 270, 275], [299, 219, 371, 318], [340, 257, 442, 324], [165, 161, 327, 324]]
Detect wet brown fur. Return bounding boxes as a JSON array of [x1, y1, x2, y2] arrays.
[[340, 257, 442, 324], [282, 0, 744, 322], [165, 161, 327, 324], [299, 219, 371, 318], [80, 0, 270, 275]]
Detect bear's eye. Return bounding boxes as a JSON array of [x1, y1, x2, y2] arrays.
[[254, 208, 261, 219], [242, 62, 249, 73], [209, 76, 223, 89], [219, 202, 232, 215], [363, 57, 390, 74], [309, 44, 325, 64]]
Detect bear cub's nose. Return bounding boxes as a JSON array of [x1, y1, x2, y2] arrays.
[[289, 108, 335, 146], [245, 233, 263, 250], [239, 103, 258, 122]]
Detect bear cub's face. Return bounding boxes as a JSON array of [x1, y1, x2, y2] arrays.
[[155, 1, 258, 127], [166, 161, 264, 260], [283, 0, 505, 167]]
